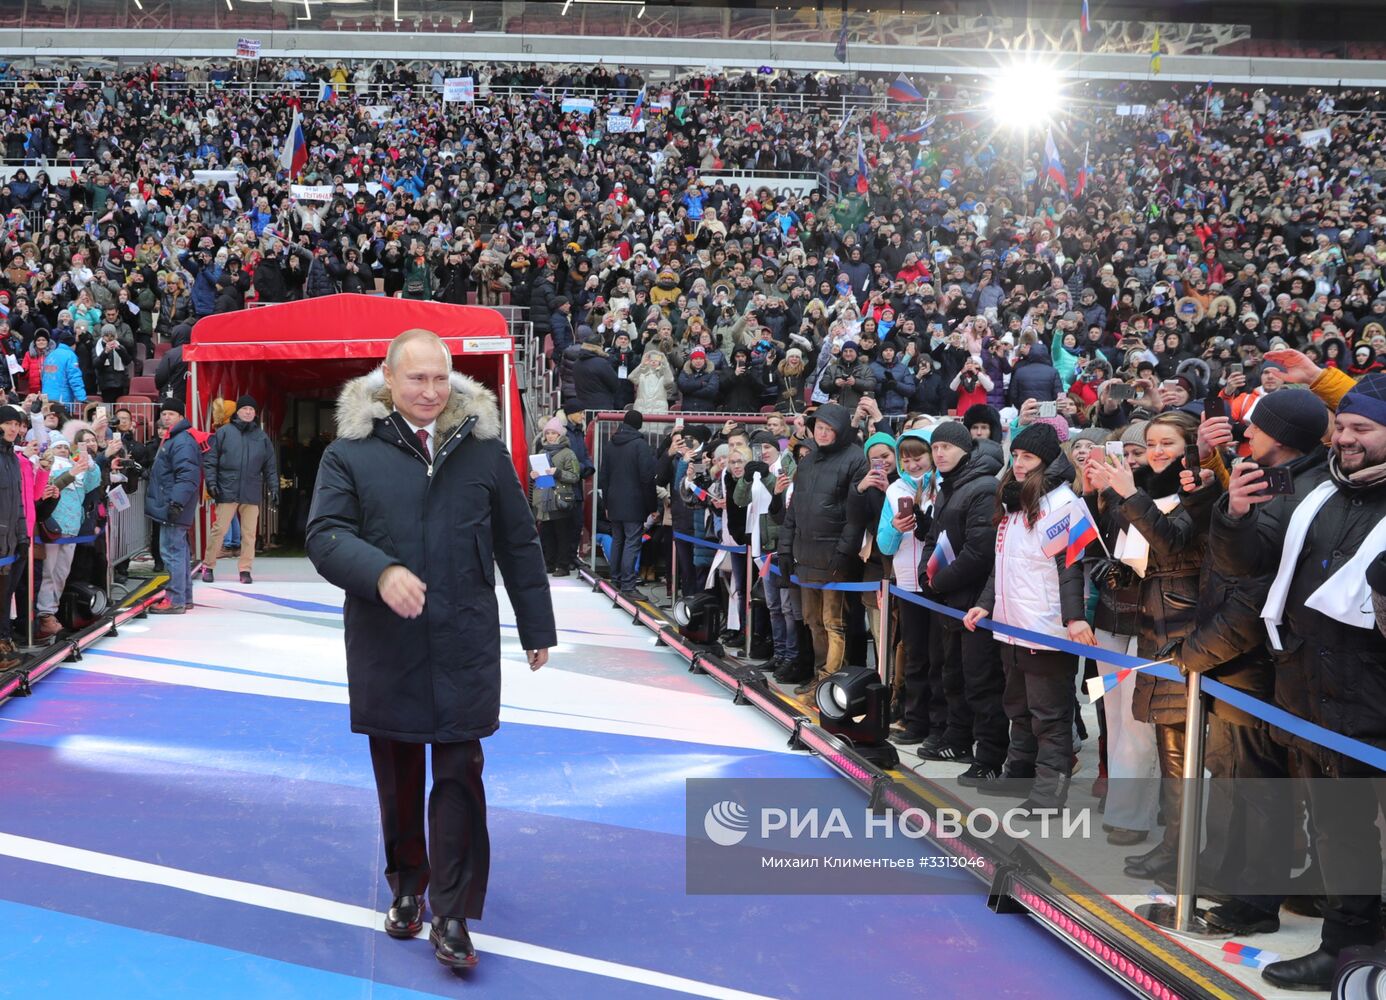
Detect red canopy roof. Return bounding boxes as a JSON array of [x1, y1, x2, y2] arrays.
[[183, 294, 510, 365]]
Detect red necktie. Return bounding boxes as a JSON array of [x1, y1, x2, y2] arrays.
[[415, 428, 431, 460]]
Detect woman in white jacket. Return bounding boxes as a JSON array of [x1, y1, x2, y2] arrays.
[[628, 349, 674, 414], [964, 422, 1097, 809]]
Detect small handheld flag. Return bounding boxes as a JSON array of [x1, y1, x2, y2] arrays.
[[1221, 942, 1279, 970], [925, 530, 955, 585], [834, 16, 849, 63], [1074, 142, 1090, 199], [1085, 659, 1170, 702], [630, 86, 646, 129], [887, 73, 924, 103], [1080, 0, 1090, 33], [1043, 128, 1069, 194], [1064, 506, 1100, 567], [855, 128, 870, 195]]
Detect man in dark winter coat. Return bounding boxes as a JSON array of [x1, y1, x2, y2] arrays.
[[1008, 340, 1063, 405], [202, 395, 279, 585], [598, 409, 657, 594], [1209, 364, 1386, 991], [910, 353, 947, 415], [529, 268, 559, 347], [918, 420, 1008, 782], [869, 341, 917, 415], [0, 406, 26, 668], [145, 400, 203, 614], [307, 329, 555, 974], [572, 332, 621, 411], [549, 297, 575, 359], [154, 322, 193, 409], [777, 401, 868, 697]]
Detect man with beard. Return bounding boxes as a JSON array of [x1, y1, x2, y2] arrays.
[[1215, 360, 1386, 991]]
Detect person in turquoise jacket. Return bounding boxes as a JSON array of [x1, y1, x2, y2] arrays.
[[38, 338, 88, 405], [34, 437, 103, 637]]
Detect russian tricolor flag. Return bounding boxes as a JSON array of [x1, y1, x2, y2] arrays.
[[925, 530, 955, 585], [630, 86, 646, 129], [689, 482, 710, 502], [280, 105, 307, 179], [1074, 142, 1090, 199], [318, 82, 337, 103], [1065, 508, 1098, 567], [895, 116, 935, 144], [888, 73, 924, 103], [1043, 128, 1069, 194], [1080, 0, 1090, 33]]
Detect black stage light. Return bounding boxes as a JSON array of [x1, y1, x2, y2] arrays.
[[1336, 947, 1386, 1000], [815, 666, 898, 768], [672, 591, 725, 646], [59, 582, 109, 631]]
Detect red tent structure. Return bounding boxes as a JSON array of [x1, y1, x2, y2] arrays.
[[182, 294, 526, 475]]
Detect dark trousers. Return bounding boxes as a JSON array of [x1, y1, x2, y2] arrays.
[[1000, 645, 1076, 806], [1154, 722, 1186, 853], [896, 594, 932, 735], [927, 611, 965, 741], [368, 736, 490, 922], [1202, 716, 1291, 912], [539, 516, 576, 572], [675, 535, 698, 596], [0, 541, 24, 642], [938, 615, 1007, 767], [1299, 752, 1386, 953], [609, 519, 643, 591]]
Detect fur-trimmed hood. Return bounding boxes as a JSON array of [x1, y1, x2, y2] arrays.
[[334, 366, 502, 443]]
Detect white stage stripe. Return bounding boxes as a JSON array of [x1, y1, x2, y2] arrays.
[[0, 832, 777, 1000]]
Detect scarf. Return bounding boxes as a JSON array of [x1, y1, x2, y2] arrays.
[[1000, 479, 1024, 513], [1112, 464, 1183, 578], [1263, 456, 1386, 650]]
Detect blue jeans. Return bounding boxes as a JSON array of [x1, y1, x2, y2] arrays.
[[160, 523, 194, 607], [609, 520, 643, 592], [764, 568, 798, 662]]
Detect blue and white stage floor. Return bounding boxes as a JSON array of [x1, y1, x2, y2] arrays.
[[0, 559, 1125, 998]]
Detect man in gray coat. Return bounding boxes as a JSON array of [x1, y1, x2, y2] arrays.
[[201, 395, 278, 585]]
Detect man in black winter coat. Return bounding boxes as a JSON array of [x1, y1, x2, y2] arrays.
[[202, 395, 279, 585], [918, 420, 1008, 779], [598, 409, 657, 594], [307, 329, 555, 974], [549, 297, 575, 358], [1208, 364, 1386, 991], [776, 402, 868, 697], [0, 406, 26, 668], [154, 322, 193, 409], [572, 332, 621, 412]]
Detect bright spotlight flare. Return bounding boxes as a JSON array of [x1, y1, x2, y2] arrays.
[[988, 63, 1062, 129]]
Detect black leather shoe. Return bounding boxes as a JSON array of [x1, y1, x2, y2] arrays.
[[1124, 844, 1176, 879], [430, 917, 478, 970], [1204, 899, 1279, 936], [383, 895, 424, 939], [1261, 948, 1337, 992]]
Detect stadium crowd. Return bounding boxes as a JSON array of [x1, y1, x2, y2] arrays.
[[0, 57, 1381, 990]]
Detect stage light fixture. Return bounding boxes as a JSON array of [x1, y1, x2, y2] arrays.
[[672, 592, 725, 646], [58, 582, 108, 631], [815, 666, 898, 767], [1336, 949, 1386, 1000], [988, 62, 1061, 129]]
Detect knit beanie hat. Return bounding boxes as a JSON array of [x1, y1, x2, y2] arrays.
[[1248, 389, 1329, 454], [160, 400, 185, 417], [622, 409, 644, 430], [1011, 422, 1062, 467], [1120, 420, 1149, 447], [750, 430, 779, 448], [235, 394, 258, 412], [0, 405, 24, 426], [543, 416, 565, 435], [930, 419, 974, 453], [1338, 371, 1386, 429]]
